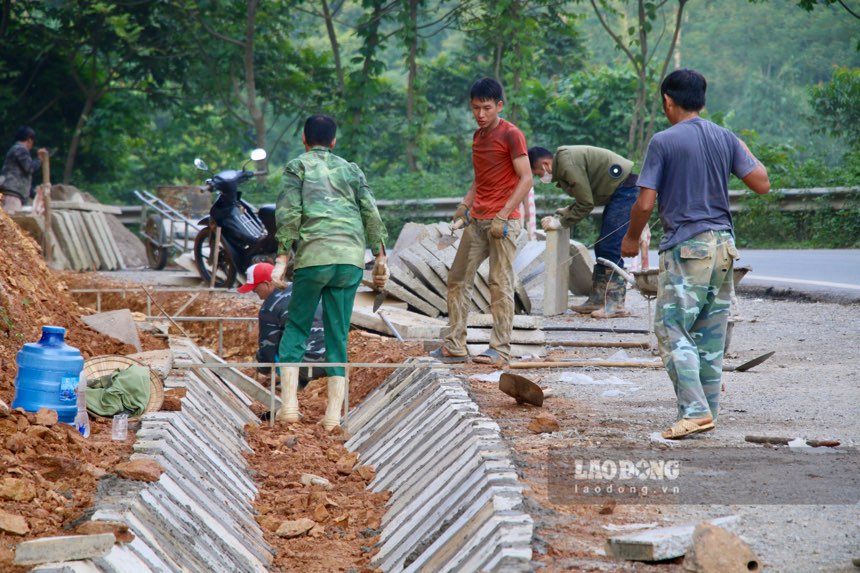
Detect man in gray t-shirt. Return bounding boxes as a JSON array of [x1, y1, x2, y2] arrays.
[[621, 69, 770, 440]]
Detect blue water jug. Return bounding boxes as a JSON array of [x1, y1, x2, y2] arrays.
[[11, 326, 84, 424]]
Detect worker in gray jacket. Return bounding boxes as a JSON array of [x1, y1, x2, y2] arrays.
[[0, 127, 46, 214], [529, 145, 639, 318]]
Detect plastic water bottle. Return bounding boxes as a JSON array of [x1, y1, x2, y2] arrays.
[[74, 372, 90, 438], [112, 413, 128, 441]]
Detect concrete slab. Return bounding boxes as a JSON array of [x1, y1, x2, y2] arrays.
[[81, 309, 142, 352], [199, 347, 273, 410], [463, 328, 545, 344], [569, 239, 594, 295], [605, 515, 741, 562], [466, 343, 546, 358], [544, 227, 571, 316], [95, 212, 126, 269], [81, 211, 115, 269], [351, 304, 447, 340], [398, 249, 449, 299], [13, 534, 115, 566]]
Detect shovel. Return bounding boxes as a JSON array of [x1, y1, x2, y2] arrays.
[[723, 351, 775, 372], [437, 218, 466, 250], [499, 372, 546, 407]]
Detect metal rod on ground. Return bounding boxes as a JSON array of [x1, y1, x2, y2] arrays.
[[378, 311, 404, 342], [270, 368, 277, 428], [508, 360, 664, 369], [549, 340, 649, 349], [543, 326, 650, 334], [141, 287, 192, 338], [210, 226, 222, 289]]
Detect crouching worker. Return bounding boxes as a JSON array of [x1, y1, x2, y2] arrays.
[[528, 145, 640, 318], [271, 114, 389, 431], [238, 263, 326, 387]]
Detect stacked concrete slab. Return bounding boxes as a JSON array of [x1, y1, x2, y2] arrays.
[[31, 338, 273, 573], [52, 207, 127, 271], [384, 222, 533, 318], [346, 359, 534, 572]]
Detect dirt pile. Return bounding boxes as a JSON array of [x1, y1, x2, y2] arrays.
[[247, 334, 425, 573], [0, 210, 148, 405]]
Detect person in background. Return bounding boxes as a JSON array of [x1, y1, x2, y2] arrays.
[[432, 77, 532, 366], [0, 126, 46, 214], [528, 145, 640, 318], [621, 68, 770, 439], [271, 114, 389, 431], [237, 263, 326, 388]]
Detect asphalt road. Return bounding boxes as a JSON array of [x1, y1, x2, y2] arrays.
[[639, 249, 860, 303]]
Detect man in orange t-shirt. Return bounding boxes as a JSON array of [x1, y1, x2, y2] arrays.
[[431, 78, 533, 365]]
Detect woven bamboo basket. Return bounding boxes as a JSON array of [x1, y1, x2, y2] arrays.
[[82, 355, 164, 417]]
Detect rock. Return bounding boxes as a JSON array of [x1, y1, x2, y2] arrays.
[[684, 523, 761, 573], [5, 433, 35, 453], [284, 435, 298, 449], [300, 473, 333, 490], [16, 415, 28, 431], [275, 518, 316, 538], [0, 399, 9, 417], [35, 456, 82, 481], [325, 447, 342, 462], [256, 515, 282, 532], [598, 498, 617, 515], [160, 395, 182, 411], [528, 412, 560, 433], [35, 408, 58, 427], [312, 503, 330, 522], [0, 509, 29, 535], [333, 514, 349, 528], [114, 459, 164, 482], [309, 524, 326, 538], [0, 477, 37, 502], [357, 465, 376, 482], [82, 463, 107, 479], [308, 491, 339, 508], [74, 520, 135, 544], [336, 452, 360, 475], [25, 425, 51, 440]]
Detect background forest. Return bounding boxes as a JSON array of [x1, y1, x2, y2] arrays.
[[1, 0, 859, 246]]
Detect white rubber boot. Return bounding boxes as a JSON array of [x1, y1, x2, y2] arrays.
[[321, 376, 346, 431], [275, 366, 300, 422]]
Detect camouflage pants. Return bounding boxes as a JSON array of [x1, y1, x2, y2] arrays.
[[444, 218, 520, 359], [654, 230, 738, 421]]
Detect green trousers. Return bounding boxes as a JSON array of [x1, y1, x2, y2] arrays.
[[278, 264, 362, 377]]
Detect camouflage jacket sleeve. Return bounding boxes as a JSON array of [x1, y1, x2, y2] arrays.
[[553, 150, 594, 228], [354, 166, 388, 255], [0, 144, 41, 197], [255, 291, 290, 374], [274, 160, 304, 257]]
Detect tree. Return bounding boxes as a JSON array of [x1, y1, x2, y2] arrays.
[[584, 0, 688, 160], [810, 66, 860, 151]]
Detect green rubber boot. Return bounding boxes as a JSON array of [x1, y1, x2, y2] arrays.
[[570, 266, 608, 314], [591, 271, 631, 319]]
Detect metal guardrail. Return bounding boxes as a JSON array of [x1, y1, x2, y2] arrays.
[[115, 187, 858, 226]]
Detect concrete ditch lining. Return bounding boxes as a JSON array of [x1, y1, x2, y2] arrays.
[[30, 338, 273, 573], [345, 358, 534, 572]]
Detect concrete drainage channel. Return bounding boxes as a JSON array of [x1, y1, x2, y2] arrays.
[[28, 350, 532, 572], [346, 358, 533, 572], [30, 338, 273, 573]]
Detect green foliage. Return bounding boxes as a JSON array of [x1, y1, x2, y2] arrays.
[[810, 66, 860, 151]]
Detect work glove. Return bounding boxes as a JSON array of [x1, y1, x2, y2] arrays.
[[271, 255, 289, 289], [541, 216, 562, 231], [372, 255, 389, 290], [490, 215, 508, 239], [453, 203, 470, 226]]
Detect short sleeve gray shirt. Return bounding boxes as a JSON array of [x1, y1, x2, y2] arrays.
[[637, 117, 758, 251]]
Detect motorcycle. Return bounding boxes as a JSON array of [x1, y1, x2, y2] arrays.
[[192, 148, 278, 288]]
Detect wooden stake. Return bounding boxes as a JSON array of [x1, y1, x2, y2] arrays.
[[41, 153, 52, 263]]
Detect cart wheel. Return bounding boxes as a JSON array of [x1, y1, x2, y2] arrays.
[[193, 227, 237, 288], [144, 215, 169, 270]]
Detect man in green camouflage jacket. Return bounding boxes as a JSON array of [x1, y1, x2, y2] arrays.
[[270, 115, 389, 431], [0, 126, 46, 214]]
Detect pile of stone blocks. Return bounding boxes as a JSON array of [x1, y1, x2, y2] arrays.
[[51, 203, 127, 271], [29, 339, 273, 572], [346, 359, 533, 572]]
